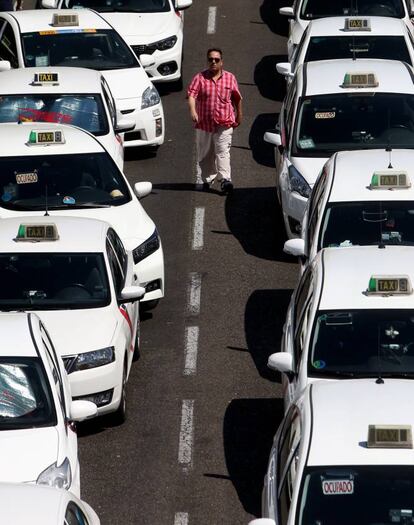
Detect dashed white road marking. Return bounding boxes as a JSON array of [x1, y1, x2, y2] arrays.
[[187, 272, 201, 316], [178, 400, 194, 470], [207, 6, 217, 34], [192, 207, 205, 250], [184, 326, 199, 375], [174, 512, 189, 525]]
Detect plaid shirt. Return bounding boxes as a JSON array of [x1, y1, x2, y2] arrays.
[[187, 69, 242, 132]]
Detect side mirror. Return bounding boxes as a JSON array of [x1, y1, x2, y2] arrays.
[[279, 6, 294, 17], [134, 181, 152, 199], [249, 520, 277, 525], [0, 60, 11, 72], [120, 285, 146, 303], [70, 400, 97, 422], [41, 0, 59, 7], [175, 0, 192, 9], [276, 62, 292, 78], [115, 117, 135, 134], [140, 54, 156, 68], [284, 238, 305, 257], [268, 353, 294, 380], [264, 131, 282, 147]]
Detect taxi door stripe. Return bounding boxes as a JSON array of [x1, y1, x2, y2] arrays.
[[119, 307, 135, 352]]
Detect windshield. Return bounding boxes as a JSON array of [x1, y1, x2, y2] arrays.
[[309, 309, 414, 377], [21, 30, 139, 71], [298, 466, 414, 525], [0, 357, 56, 430], [300, 0, 405, 19], [67, 0, 171, 12], [0, 153, 130, 211], [0, 253, 110, 310], [0, 94, 108, 135], [305, 36, 411, 64], [319, 201, 414, 249], [294, 93, 414, 157]]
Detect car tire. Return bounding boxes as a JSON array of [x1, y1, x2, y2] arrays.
[[110, 358, 127, 426]]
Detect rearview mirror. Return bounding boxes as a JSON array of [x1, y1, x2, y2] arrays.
[[279, 6, 294, 17], [70, 400, 97, 422], [264, 131, 282, 147], [120, 285, 146, 303], [276, 62, 292, 78], [0, 60, 11, 72], [134, 181, 152, 199], [140, 54, 156, 68], [115, 117, 135, 134], [284, 238, 305, 257]]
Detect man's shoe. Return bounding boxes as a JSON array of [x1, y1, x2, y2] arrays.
[[221, 179, 234, 193]]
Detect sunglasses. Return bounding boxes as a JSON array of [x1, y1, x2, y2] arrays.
[[208, 57, 221, 63]]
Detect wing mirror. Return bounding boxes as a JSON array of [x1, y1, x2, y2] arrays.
[[140, 54, 156, 68], [276, 62, 293, 78], [249, 520, 277, 525], [284, 238, 305, 257], [115, 116, 135, 134], [0, 60, 11, 72], [70, 400, 97, 422], [279, 6, 294, 17], [119, 285, 146, 303], [268, 353, 294, 381], [175, 0, 192, 8], [264, 131, 282, 147], [134, 182, 152, 199]]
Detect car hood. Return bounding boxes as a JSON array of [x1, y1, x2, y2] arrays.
[[292, 156, 327, 186], [0, 427, 58, 483], [101, 68, 150, 101], [101, 12, 174, 39], [37, 309, 117, 356]]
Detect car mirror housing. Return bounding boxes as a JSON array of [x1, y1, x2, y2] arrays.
[[264, 131, 282, 147], [279, 6, 294, 17], [119, 285, 146, 303], [140, 54, 156, 68], [276, 62, 292, 77], [70, 400, 97, 422], [134, 181, 152, 199], [268, 352, 294, 377], [284, 238, 305, 257]]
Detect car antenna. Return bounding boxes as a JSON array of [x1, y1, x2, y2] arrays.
[[376, 325, 384, 384], [44, 184, 49, 217]]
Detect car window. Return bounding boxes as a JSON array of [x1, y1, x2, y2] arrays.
[[300, 0, 405, 19], [107, 228, 127, 276], [294, 298, 312, 368], [291, 27, 308, 72], [284, 78, 297, 144], [65, 502, 90, 525], [0, 22, 18, 68], [101, 78, 116, 127], [67, 0, 171, 12], [106, 237, 124, 294], [293, 266, 312, 325], [307, 168, 328, 248]]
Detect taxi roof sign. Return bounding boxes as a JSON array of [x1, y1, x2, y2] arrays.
[[52, 13, 79, 27], [15, 224, 59, 242], [27, 129, 65, 146], [370, 170, 411, 190], [32, 72, 59, 86], [342, 72, 379, 89], [344, 18, 371, 31], [367, 425, 413, 449], [366, 275, 412, 295]]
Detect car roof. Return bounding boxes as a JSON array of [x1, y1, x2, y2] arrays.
[[299, 58, 414, 96], [308, 379, 414, 466], [307, 15, 408, 37], [0, 67, 103, 94], [329, 149, 414, 202], [9, 8, 111, 33], [0, 216, 109, 253], [318, 246, 414, 309], [0, 313, 41, 358], [0, 122, 103, 156]]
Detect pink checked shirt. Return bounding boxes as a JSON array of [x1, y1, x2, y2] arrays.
[[187, 69, 242, 132]]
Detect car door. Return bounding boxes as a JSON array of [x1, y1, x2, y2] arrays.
[[277, 77, 297, 200]]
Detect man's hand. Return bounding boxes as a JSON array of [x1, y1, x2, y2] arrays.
[[191, 110, 199, 123]]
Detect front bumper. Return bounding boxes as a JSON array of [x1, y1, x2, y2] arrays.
[[117, 98, 165, 148], [280, 186, 307, 239], [134, 243, 165, 302], [130, 38, 183, 83]]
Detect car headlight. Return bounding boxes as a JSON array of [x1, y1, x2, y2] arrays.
[[37, 458, 71, 490], [69, 347, 115, 372], [288, 165, 311, 198], [141, 86, 160, 109], [133, 229, 160, 264], [153, 35, 177, 51]]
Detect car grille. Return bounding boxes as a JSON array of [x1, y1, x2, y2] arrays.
[[132, 44, 156, 56]]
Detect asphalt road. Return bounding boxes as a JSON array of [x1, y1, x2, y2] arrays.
[[73, 1, 299, 523]]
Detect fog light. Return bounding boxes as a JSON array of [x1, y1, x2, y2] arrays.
[[74, 389, 113, 407], [157, 61, 178, 76], [155, 118, 162, 137], [145, 279, 161, 292]]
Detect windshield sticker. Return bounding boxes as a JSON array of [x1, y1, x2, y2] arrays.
[[315, 111, 336, 119], [15, 171, 38, 185], [381, 231, 402, 244], [2, 192, 12, 202], [35, 55, 49, 67], [62, 196, 76, 205], [312, 360, 326, 369], [322, 479, 354, 495], [298, 138, 315, 149], [110, 189, 124, 198], [39, 28, 96, 35], [339, 240, 353, 247]]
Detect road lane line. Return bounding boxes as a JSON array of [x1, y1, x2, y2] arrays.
[[187, 272, 201, 316], [192, 207, 205, 250], [178, 400, 194, 470], [174, 513, 189, 525], [207, 6, 217, 34], [184, 326, 199, 375]]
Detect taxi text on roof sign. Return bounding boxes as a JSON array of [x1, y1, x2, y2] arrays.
[[27, 129, 65, 146], [15, 224, 59, 242], [367, 425, 413, 449], [342, 72, 379, 89], [366, 275, 413, 295], [344, 18, 371, 31], [32, 72, 59, 86], [370, 170, 411, 190], [52, 13, 79, 27]]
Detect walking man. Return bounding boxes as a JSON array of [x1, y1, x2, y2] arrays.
[[187, 48, 242, 193]]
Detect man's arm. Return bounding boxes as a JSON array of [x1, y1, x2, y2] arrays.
[[188, 95, 198, 123], [234, 98, 242, 127]]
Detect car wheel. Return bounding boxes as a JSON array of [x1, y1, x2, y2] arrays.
[[110, 359, 127, 425]]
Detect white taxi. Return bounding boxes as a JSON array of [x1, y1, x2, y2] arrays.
[[0, 483, 100, 524], [277, 16, 414, 83], [269, 245, 414, 412], [0, 9, 164, 148], [0, 123, 164, 305], [0, 216, 145, 421], [0, 67, 134, 170], [41, 0, 193, 84], [279, 0, 414, 60], [250, 379, 414, 524], [264, 58, 414, 238], [0, 312, 96, 496], [285, 149, 414, 264]]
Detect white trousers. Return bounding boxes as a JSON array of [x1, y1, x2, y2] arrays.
[[196, 126, 233, 183]]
